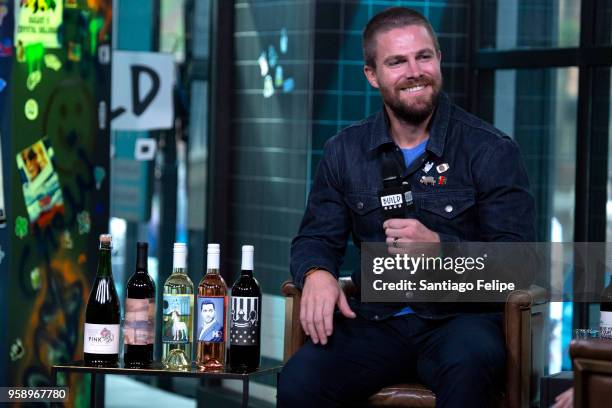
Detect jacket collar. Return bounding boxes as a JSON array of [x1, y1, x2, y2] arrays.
[[367, 92, 451, 157]]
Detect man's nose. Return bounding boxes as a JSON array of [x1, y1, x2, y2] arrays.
[[404, 58, 422, 78]]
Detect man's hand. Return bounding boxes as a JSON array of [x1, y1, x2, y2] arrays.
[[552, 387, 573, 408], [383, 218, 440, 254], [300, 270, 356, 345]]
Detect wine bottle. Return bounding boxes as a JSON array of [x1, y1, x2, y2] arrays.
[[162, 243, 194, 370], [84, 234, 120, 367], [196, 243, 228, 371], [229, 245, 262, 373], [124, 242, 156, 368], [600, 278, 612, 338]]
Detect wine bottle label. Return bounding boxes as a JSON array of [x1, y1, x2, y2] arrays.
[[600, 311, 612, 338], [84, 323, 120, 354], [197, 296, 226, 343], [162, 294, 193, 344], [124, 298, 155, 345], [230, 296, 259, 346]]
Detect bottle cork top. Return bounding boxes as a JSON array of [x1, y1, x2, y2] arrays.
[[99, 234, 112, 249], [241, 245, 254, 271], [173, 242, 187, 253]]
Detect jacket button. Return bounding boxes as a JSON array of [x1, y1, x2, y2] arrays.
[[357, 202, 364, 210], [373, 315, 379, 320], [444, 205, 453, 213]]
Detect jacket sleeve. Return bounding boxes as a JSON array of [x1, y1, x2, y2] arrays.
[[290, 140, 351, 289], [475, 137, 536, 242], [474, 137, 537, 289]]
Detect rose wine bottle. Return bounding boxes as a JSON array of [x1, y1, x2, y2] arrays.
[[196, 243, 228, 371]]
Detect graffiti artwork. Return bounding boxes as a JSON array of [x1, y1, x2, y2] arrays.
[[257, 27, 294, 98], [0, 133, 5, 226], [8, 2, 113, 406], [14, 0, 63, 49], [16, 137, 65, 228]]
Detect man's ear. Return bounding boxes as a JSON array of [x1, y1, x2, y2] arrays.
[[437, 50, 442, 63], [364, 65, 379, 89]]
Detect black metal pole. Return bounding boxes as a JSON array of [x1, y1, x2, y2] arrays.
[[207, 0, 235, 282], [572, 0, 607, 331]]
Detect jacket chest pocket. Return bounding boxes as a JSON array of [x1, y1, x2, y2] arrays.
[[344, 192, 383, 236], [417, 190, 476, 235]]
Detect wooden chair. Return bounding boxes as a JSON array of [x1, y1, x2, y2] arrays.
[[282, 277, 547, 408], [571, 339, 612, 408]]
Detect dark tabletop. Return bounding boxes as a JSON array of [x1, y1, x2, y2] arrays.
[[52, 361, 282, 380]]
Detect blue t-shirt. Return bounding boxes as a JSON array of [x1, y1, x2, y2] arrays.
[[395, 139, 428, 316], [400, 140, 427, 168]]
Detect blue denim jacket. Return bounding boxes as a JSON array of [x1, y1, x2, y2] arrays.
[[290, 93, 535, 320]]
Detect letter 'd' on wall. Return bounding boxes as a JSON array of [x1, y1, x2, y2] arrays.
[[111, 51, 175, 131]]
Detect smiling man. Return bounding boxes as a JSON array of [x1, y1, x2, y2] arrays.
[[278, 7, 535, 408], [198, 301, 223, 342]]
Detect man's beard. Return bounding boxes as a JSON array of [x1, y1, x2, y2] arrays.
[[382, 77, 442, 126]]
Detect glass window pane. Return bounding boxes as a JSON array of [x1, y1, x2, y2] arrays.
[[605, 68, 612, 302], [608, 69, 612, 243], [597, 0, 612, 44], [479, 0, 581, 50], [482, 67, 578, 373], [160, 0, 186, 63], [491, 68, 577, 243]]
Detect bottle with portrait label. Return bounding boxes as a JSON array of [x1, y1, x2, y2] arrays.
[[229, 245, 262, 372], [162, 243, 194, 370], [84, 234, 120, 367], [196, 243, 228, 371], [124, 242, 156, 368], [600, 278, 612, 338]]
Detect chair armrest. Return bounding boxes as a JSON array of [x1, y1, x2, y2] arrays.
[[504, 284, 548, 408], [506, 285, 547, 308], [281, 277, 355, 362], [282, 280, 305, 362], [571, 339, 612, 408], [571, 339, 612, 361], [338, 276, 357, 297], [281, 280, 301, 297]]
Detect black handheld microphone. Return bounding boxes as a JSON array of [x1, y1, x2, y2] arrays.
[[378, 152, 413, 221]]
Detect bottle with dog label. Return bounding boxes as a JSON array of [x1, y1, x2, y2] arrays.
[[162, 243, 194, 370]]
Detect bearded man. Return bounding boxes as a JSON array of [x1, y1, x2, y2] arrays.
[[277, 7, 535, 408]]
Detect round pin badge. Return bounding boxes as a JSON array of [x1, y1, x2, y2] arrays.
[[24, 99, 38, 120]]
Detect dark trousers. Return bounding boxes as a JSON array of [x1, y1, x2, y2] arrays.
[[277, 312, 505, 408]]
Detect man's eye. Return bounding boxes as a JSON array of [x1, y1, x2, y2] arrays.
[[418, 55, 432, 60]]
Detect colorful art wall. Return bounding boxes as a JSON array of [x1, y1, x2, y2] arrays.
[[0, 1, 112, 406]]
